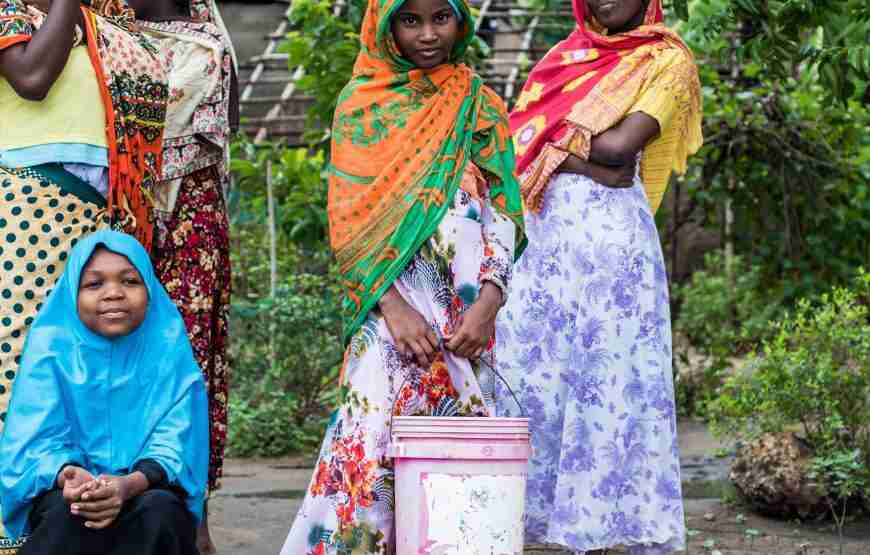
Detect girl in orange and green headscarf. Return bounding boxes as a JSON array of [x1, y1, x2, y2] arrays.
[[279, 0, 523, 551]]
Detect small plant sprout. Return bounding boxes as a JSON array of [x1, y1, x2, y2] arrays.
[[808, 449, 869, 555]]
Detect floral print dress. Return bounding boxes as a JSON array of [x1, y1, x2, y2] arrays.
[[495, 171, 685, 554], [280, 166, 516, 555], [142, 19, 234, 493]]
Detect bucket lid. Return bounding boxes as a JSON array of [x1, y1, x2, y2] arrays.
[[391, 416, 530, 438]]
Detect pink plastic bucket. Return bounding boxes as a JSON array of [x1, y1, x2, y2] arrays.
[[387, 416, 531, 555]]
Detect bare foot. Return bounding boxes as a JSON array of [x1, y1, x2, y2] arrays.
[[197, 507, 217, 555]]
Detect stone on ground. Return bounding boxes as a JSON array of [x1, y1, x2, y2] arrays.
[[730, 432, 828, 519]]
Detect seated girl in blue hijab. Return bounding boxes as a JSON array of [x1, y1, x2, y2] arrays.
[[0, 230, 209, 555]]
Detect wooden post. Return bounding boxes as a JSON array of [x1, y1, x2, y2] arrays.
[[670, 178, 681, 280], [725, 187, 735, 292], [266, 158, 278, 298], [266, 157, 278, 369], [725, 34, 739, 302]]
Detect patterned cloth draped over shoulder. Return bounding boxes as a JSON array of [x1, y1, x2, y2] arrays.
[[136, 17, 233, 217], [0, 0, 168, 250], [509, 0, 702, 213], [328, 0, 526, 343]]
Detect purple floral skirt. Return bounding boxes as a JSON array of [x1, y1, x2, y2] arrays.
[[495, 172, 685, 554]]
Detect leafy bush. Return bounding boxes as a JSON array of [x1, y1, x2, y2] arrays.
[[710, 269, 870, 516], [228, 272, 344, 457], [672, 251, 784, 415], [675, 251, 784, 354], [280, 0, 365, 143], [662, 0, 870, 304], [228, 140, 340, 457], [679, 0, 869, 103], [230, 138, 329, 263], [809, 450, 869, 549]]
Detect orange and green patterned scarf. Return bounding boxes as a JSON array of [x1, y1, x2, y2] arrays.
[[329, 0, 525, 342]]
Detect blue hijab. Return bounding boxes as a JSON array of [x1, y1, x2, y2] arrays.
[[0, 231, 209, 539]]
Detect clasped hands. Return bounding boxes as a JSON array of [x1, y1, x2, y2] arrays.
[[380, 282, 502, 366], [57, 466, 132, 530]]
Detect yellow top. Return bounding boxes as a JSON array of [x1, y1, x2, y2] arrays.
[[628, 47, 703, 213], [0, 46, 107, 152]]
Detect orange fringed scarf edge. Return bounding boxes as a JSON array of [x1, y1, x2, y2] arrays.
[[81, 6, 164, 252]]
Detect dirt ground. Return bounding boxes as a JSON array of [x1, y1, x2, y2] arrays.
[[208, 420, 870, 554]]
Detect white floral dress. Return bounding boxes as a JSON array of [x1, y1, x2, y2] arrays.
[[280, 166, 516, 555]]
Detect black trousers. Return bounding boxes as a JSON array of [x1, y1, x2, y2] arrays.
[[19, 488, 198, 555]]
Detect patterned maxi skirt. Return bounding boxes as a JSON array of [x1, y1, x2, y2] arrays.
[[280, 214, 496, 555], [0, 165, 104, 553], [495, 172, 685, 554], [153, 164, 231, 493]]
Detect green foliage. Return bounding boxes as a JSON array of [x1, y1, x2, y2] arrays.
[[681, 0, 869, 103], [809, 449, 870, 549], [709, 269, 870, 460], [673, 251, 785, 415], [710, 270, 870, 528], [280, 0, 365, 143], [232, 137, 329, 256], [230, 138, 330, 302], [228, 273, 344, 457], [675, 251, 784, 355], [228, 139, 339, 457], [810, 450, 869, 504], [666, 0, 870, 304]]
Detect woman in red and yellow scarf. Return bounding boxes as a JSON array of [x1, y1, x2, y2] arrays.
[[280, 0, 524, 551], [511, 0, 702, 213], [0, 1, 167, 552], [496, 0, 701, 553]]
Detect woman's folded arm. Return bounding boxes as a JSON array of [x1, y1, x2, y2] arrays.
[[588, 111, 661, 166]]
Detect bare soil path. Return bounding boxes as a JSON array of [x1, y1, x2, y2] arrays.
[[209, 420, 870, 554]]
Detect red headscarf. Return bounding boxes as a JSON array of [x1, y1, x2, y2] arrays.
[[510, 0, 702, 212]]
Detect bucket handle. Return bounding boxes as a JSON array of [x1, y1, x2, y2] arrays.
[[480, 354, 528, 418], [389, 350, 527, 434]]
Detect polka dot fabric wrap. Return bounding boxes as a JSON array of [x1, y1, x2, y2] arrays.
[[0, 166, 103, 426]]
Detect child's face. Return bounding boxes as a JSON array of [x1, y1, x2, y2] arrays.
[[392, 0, 461, 69], [77, 247, 148, 338]]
